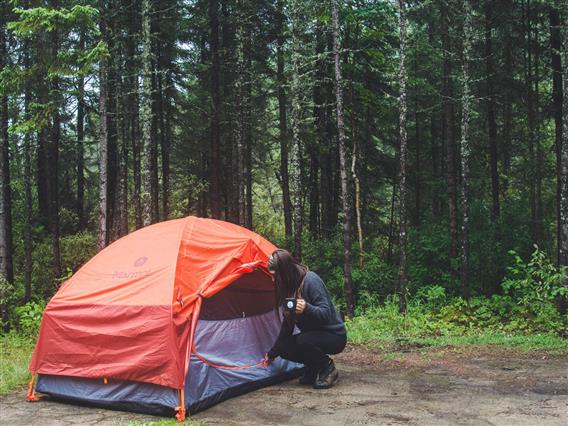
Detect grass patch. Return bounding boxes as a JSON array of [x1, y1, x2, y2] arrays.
[[346, 303, 568, 356], [0, 332, 35, 396], [412, 333, 568, 353]]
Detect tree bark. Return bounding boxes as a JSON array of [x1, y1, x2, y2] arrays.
[[116, 67, 128, 237], [430, 20, 442, 219], [209, 0, 222, 219], [460, 0, 473, 301], [23, 47, 33, 302], [0, 8, 14, 288], [98, 0, 109, 249], [126, 2, 142, 230], [158, 68, 169, 222], [48, 2, 62, 283], [0, 72, 12, 286], [348, 21, 364, 268], [276, 0, 292, 240], [485, 0, 500, 222], [289, 0, 305, 260], [77, 36, 85, 230], [441, 0, 459, 274], [141, 0, 155, 226], [526, 0, 538, 244], [150, 59, 160, 223], [397, 0, 409, 314], [234, 0, 246, 227], [559, 23, 568, 313], [502, 0, 513, 194], [534, 16, 543, 246], [332, 0, 355, 318], [550, 7, 563, 265]]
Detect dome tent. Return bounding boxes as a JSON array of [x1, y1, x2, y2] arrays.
[[28, 216, 301, 420]]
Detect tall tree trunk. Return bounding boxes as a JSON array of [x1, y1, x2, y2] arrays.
[[245, 120, 253, 229], [308, 145, 320, 238], [141, 0, 155, 226], [430, 21, 442, 219], [23, 48, 33, 302], [209, 0, 222, 219], [534, 16, 543, 246], [387, 166, 397, 265], [289, 0, 305, 260], [550, 7, 563, 265], [150, 60, 160, 223], [349, 19, 364, 267], [36, 29, 49, 228], [106, 12, 119, 240], [234, 0, 246, 226], [311, 22, 327, 240], [48, 5, 62, 283], [414, 104, 421, 226], [485, 0, 500, 222], [332, 0, 355, 318], [0, 14, 11, 328], [412, 53, 422, 227], [77, 37, 85, 230], [460, 0, 473, 301], [0, 7, 14, 291], [117, 70, 129, 237], [502, 0, 513, 194], [0, 74, 13, 287], [441, 0, 459, 275], [98, 0, 109, 249], [157, 66, 170, 222], [430, 109, 441, 218], [276, 0, 292, 240], [526, 0, 538, 243], [397, 0, 409, 314], [558, 27, 568, 314], [126, 2, 142, 230], [244, 22, 253, 230]]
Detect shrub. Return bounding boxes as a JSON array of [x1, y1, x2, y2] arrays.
[[501, 246, 566, 334], [13, 301, 45, 337]]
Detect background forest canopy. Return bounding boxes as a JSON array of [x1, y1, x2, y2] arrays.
[[0, 0, 567, 335]]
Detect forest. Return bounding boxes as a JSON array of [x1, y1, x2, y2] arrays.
[[0, 0, 567, 342]]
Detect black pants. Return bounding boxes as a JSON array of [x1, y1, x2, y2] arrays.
[[278, 331, 347, 371]]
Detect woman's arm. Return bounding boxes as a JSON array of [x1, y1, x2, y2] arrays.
[[301, 274, 334, 325]]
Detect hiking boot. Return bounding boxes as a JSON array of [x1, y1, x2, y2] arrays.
[[298, 366, 318, 385], [313, 359, 339, 389]]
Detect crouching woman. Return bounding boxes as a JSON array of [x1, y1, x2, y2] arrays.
[[264, 249, 347, 389]]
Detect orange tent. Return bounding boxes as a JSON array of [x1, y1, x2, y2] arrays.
[[28, 217, 296, 419]]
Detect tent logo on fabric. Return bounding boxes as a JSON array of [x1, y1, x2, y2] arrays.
[[134, 256, 149, 267]]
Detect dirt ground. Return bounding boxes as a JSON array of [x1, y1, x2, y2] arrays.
[[1, 345, 567, 425]]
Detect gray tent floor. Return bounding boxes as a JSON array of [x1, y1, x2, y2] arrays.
[[1, 345, 567, 425]]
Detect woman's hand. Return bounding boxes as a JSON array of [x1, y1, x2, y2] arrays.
[[263, 353, 274, 365], [296, 298, 306, 315]]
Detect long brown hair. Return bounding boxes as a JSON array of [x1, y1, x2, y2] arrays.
[[268, 249, 308, 316]]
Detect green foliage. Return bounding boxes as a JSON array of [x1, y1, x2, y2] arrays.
[[8, 6, 99, 35], [13, 301, 45, 337], [503, 246, 568, 306], [10, 232, 96, 302], [347, 246, 566, 350], [347, 296, 568, 354], [301, 234, 397, 315]]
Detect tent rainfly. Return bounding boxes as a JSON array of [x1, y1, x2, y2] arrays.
[[27, 216, 301, 420]]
